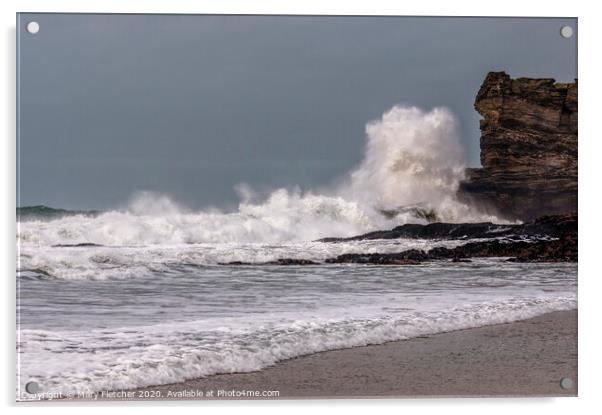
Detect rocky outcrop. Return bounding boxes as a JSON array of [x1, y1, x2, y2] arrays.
[[458, 72, 577, 221], [219, 258, 319, 266], [224, 225, 577, 265], [317, 213, 577, 242], [221, 214, 577, 265], [324, 233, 577, 264], [325, 235, 577, 264], [322, 213, 577, 263]]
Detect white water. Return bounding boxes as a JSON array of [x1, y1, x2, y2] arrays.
[[18, 105, 571, 400], [342, 106, 474, 218], [18, 106, 503, 252], [19, 239, 474, 280], [18, 261, 577, 398]]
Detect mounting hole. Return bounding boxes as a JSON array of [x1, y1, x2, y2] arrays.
[[26, 21, 40, 34], [560, 377, 574, 389], [25, 381, 40, 394], [560, 25, 573, 39]]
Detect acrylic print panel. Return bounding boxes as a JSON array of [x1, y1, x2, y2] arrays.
[[16, 14, 577, 401]]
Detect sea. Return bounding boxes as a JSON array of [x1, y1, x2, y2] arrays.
[[16, 203, 577, 398], [16, 106, 578, 398]]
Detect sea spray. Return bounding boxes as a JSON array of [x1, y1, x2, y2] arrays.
[[344, 106, 466, 211], [18, 105, 504, 248], [16, 96, 577, 401]]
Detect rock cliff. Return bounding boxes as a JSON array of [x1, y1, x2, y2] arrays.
[[458, 71, 577, 221]]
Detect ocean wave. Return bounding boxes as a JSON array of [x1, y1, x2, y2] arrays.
[[17, 295, 577, 398], [17, 239, 471, 280], [17, 205, 100, 221], [17, 106, 506, 249]]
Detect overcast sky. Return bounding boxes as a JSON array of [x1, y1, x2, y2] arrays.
[[17, 14, 577, 210]]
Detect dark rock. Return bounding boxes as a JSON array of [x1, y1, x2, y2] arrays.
[[507, 232, 577, 262], [378, 206, 439, 223], [221, 212, 577, 266], [430, 228, 577, 262], [458, 71, 577, 221], [317, 213, 576, 242], [264, 258, 319, 265], [325, 250, 427, 265], [52, 243, 104, 248], [220, 258, 319, 266], [325, 236, 576, 265], [325, 218, 577, 264]]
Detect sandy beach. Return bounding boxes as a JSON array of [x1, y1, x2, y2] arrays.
[[106, 310, 577, 400]]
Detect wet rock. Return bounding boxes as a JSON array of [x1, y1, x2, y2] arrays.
[[264, 258, 320, 265], [52, 243, 104, 248], [325, 250, 427, 265], [428, 238, 577, 262], [220, 258, 319, 266], [318, 213, 576, 242], [324, 218, 577, 264]]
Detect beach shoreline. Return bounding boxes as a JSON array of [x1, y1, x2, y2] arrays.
[[80, 309, 577, 401]]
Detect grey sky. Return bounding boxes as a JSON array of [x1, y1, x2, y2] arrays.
[[17, 14, 577, 210]]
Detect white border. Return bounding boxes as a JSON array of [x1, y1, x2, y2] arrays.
[[2, 1, 601, 414]]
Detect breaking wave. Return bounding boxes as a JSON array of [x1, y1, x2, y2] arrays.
[[18, 106, 503, 248], [18, 295, 576, 397]]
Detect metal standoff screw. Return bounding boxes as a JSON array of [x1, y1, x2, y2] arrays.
[[25, 381, 40, 394], [560, 377, 574, 390]]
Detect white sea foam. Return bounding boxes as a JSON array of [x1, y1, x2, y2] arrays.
[[16, 105, 575, 401], [17, 295, 576, 398], [18, 106, 504, 252], [18, 238, 476, 280], [342, 106, 473, 218], [17, 191, 378, 247]]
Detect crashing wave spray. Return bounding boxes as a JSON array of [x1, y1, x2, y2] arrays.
[[18, 105, 503, 247], [341, 105, 491, 222]]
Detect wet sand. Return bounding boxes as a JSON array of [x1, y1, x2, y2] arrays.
[[107, 310, 578, 400]]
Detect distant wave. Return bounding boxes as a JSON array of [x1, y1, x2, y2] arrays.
[[17, 205, 100, 221]]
